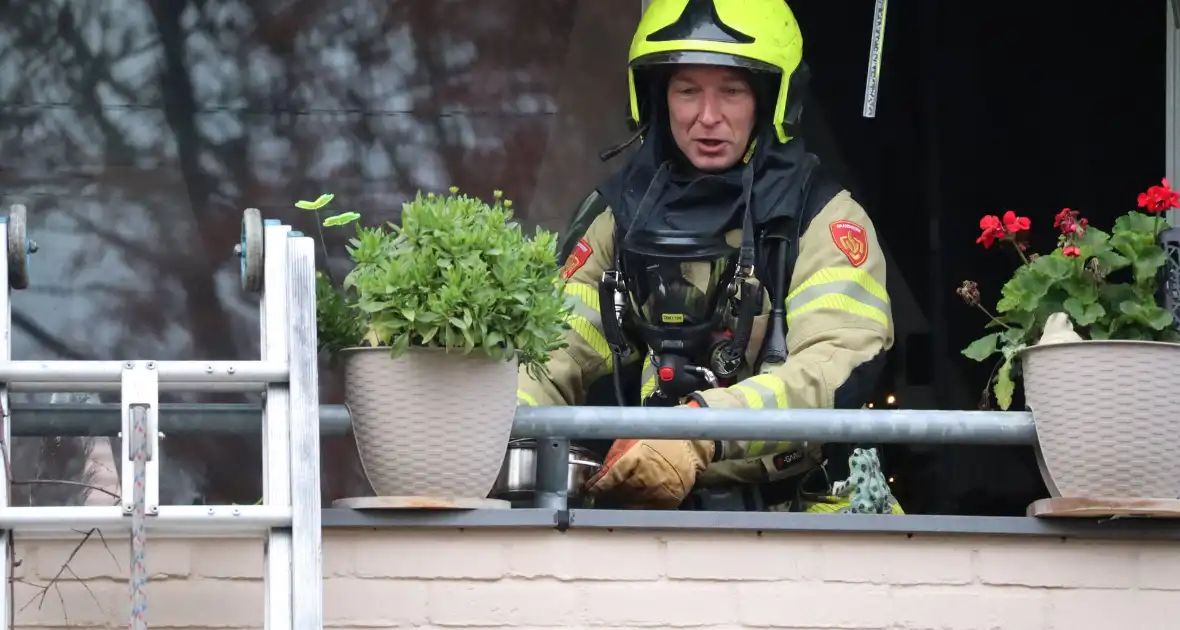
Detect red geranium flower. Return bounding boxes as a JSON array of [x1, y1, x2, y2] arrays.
[[976, 215, 1007, 248], [1137, 178, 1180, 214], [1053, 208, 1072, 229], [1002, 210, 1031, 234], [1053, 208, 1087, 235], [1062, 244, 1081, 258]]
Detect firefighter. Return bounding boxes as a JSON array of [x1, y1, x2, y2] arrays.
[[517, 0, 903, 513]]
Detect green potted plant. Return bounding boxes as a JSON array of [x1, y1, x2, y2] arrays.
[[958, 178, 1180, 500], [306, 188, 571, 502]]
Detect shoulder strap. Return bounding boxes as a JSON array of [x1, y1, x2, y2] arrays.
[[759, 165, 845, 290], [797, 165, 845, 238], [558, 189, 611, 264]]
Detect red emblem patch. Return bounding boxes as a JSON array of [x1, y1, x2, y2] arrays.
[[829, 220, 869, 267], [560, 239, 594, 279]]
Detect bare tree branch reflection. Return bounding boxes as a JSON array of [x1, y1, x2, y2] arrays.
[[12, 312, 85, 361], [0, 0, 633, 506]]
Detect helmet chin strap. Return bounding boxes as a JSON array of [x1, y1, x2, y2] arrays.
[[599, 122, 650, 163]]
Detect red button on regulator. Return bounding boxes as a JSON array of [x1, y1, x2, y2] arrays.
[[658, 366, 675, 381]]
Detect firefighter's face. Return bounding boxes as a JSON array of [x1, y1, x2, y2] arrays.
[[666, 65, 756, 172]]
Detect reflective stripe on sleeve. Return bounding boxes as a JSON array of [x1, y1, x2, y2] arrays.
[[745, 440, 796, 458], [640, 352, 658, 405], [786, 268, 889, 327], [562, 283, 613, 368], [517, 390, 538, 406], [730, 373, 788, 409], [730, 374, 791, 457]]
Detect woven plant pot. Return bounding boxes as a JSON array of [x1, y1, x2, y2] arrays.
[[341, 346, 518, 498], [1022, 340, 1180, 499]]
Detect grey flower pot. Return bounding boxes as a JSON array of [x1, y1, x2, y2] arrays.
[[341, 346, 518, 499], [1022, 340, 1180, 499]]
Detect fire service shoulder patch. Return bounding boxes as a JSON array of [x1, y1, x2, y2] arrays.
[[560, 239, 594, 279], [829, 220, 869, 267]]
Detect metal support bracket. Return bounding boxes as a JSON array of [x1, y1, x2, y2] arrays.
[[533, 437, 571, 511], [121, 361, 160, 516]]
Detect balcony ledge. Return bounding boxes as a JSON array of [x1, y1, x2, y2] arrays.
[[321, 507, 1180, 540]]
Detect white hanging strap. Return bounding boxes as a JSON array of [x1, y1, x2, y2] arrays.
[[862, 0, 890, 118], [129, 402, 150, 630]]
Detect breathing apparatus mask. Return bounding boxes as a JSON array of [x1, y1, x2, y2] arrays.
[[598, 161, 780, 407]]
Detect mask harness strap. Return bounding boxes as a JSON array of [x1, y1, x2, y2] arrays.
[[620, 161, 673, 246], [714, 163, 762, 380], [736, 163, 757, 279], [597, 160, 769, 406], [599, 162, 672, 406]]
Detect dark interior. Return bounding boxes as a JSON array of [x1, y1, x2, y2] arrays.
[[0, 0, 1166, 513], [794, 1, 1165, 514]]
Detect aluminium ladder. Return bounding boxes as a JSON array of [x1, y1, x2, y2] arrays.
[[0, 205, 323, 630]]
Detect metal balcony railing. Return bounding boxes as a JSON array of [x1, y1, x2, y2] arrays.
[[9, 403, 1034, 443], [9, 402, 1034, 510]]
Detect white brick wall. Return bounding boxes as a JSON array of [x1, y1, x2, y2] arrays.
[[8, 527, 1178, 629]]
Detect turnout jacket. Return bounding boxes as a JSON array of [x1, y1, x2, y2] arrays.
[[517, 189, 894, 486]]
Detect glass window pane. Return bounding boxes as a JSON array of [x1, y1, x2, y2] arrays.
[[0, 0, 638, 507]]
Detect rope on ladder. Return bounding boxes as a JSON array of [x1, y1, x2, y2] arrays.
[[129, 404, 148, 630]]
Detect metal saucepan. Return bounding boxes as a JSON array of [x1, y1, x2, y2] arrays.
[[491, 438, 603, 503]]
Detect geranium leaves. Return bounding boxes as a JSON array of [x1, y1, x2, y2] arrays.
[[961, 190, 1179, 411], [1062, 296, 1105, 327], [990, 213, 1171, 349], [994, 357, 1016, 411], [962, 333, 1000, 362]]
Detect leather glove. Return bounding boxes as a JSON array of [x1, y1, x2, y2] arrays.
[[584, 401, 715, 509]]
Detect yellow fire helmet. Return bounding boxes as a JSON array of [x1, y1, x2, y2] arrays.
[[629, 0, 805, 144]]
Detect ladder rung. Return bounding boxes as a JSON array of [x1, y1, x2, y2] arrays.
[[8, 381, 270, 393], [0, 360, 288, 384], [0, 505, 292, 534]]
